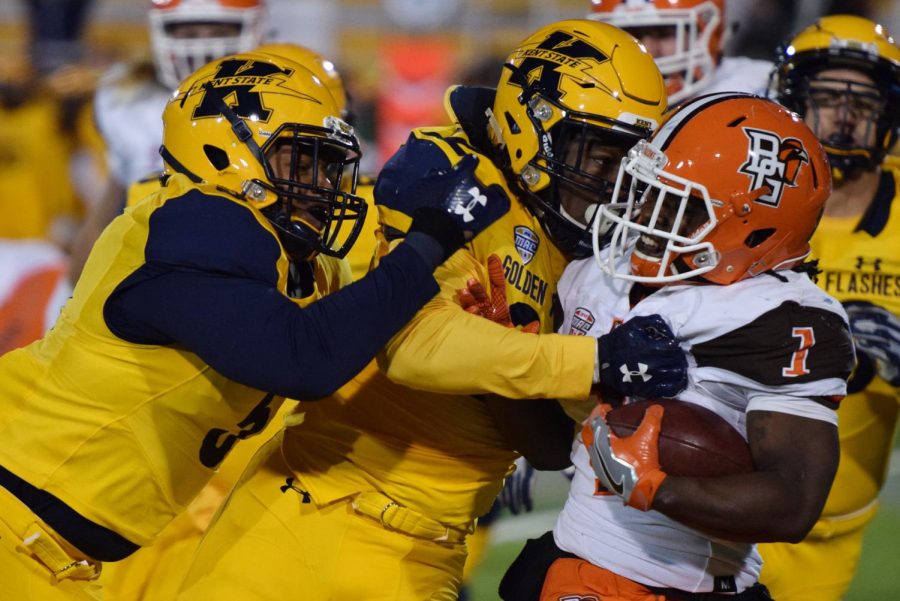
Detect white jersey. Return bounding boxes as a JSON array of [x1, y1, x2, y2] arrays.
[[702, 57, 773, 98], [94, 63, 171, 187], [553, 251, 852, 593], [0, 239, 71, 354]]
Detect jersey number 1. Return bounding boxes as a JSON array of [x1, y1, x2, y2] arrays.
[[782, 326, 815, 377]]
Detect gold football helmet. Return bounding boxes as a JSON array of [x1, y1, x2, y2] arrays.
[[489, 19, 667, 258], [160, 50, 366, 261], [771, 15, 900, 177], [256, 43, 349, 120]]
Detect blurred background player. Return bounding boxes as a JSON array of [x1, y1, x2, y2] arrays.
[[0, 49, 508, 600], [502, 92, 853, 601], [175, 19, 687, 601], [68, 0, 267, 282], [0, 57, 92, 245], [0, 59, 72, 354], [0, 24, 104, 362], [759, 15, 900, 601], [588, 0, 772, 104]]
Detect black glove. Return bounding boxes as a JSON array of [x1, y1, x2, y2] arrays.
[[596, 314, 688, 399], [844, 301, 900, 386], [407, 154, 510, 261]]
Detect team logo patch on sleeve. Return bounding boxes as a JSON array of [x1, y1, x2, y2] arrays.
[[514, 226, 540, 265], [569, 307, 595, 336]]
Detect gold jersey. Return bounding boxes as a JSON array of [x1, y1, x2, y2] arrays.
[[808, 165, 900, 520], [0, 174, 346, 548], [283, 123, 595, 528], [0, 96, 82, 239], [338, 177, 379, 281]]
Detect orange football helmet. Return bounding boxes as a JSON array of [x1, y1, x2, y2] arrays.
[[588, 0, 726, 103], [595, 93, 831, 286], [149, 0, 266, 90]]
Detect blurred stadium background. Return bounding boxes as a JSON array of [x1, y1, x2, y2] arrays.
[[3, 0, 900, 173], [1, 0, 899, 599]]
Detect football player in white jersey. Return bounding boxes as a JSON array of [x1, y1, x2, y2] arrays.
[[588, 0, 772, 103], [68, 0, 266, 281], [498, 93, 855, 601]]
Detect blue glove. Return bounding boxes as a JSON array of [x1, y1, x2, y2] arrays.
[[406, 154, 511, 260], [498, 457, 535, 515], [596, 314, 688, 399], [844, 301, 900, 386]]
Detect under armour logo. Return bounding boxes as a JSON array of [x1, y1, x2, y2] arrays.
[[855, 256, 882, 270], [452, 186, 488, 223], [620, 363, 651, 383], [280, 477, 311, 503]]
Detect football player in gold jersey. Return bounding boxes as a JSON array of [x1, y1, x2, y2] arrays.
[[100, 43, 382, 601], [0, 50, 511, 600], [759, 15, 900, 601], [175, 20, 687, 601]]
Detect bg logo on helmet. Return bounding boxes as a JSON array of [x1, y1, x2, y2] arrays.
[[739, 128, 809, 207]]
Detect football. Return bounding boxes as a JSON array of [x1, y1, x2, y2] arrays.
[[605, 399, 753, 477]]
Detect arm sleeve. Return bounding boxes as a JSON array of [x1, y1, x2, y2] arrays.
[[380, 244, 595, 401], [105, 191, 439, 399]]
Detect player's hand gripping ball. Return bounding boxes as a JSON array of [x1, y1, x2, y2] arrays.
[[582, 400, 753, 511], [604, 399, 753, 478]]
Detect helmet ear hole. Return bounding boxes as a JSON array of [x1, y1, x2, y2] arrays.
[[505, 112, 521, 134], [203, 144, 230, 171], [744, 228, 775, 249]]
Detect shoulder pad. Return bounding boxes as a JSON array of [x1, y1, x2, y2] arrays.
[[444, 85, 497, 142], [147, 188, 282, 284]]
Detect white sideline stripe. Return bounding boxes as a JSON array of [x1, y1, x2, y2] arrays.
[[490, 448, 900, 547], [490, 509, 558, 545]]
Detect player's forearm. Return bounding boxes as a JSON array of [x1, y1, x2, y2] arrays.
[[382, 311, 595, 400], [652, 472, 819, 543], [653, 411, 839, 543], [108, 243, 440, 400]]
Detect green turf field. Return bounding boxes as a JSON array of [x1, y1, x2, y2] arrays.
[[466, 450, 900, 600]]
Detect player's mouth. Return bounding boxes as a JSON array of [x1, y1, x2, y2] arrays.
[[635, 234, 665, 259]]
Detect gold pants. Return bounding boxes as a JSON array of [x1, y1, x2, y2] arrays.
[[0, 484, 103, 600]]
